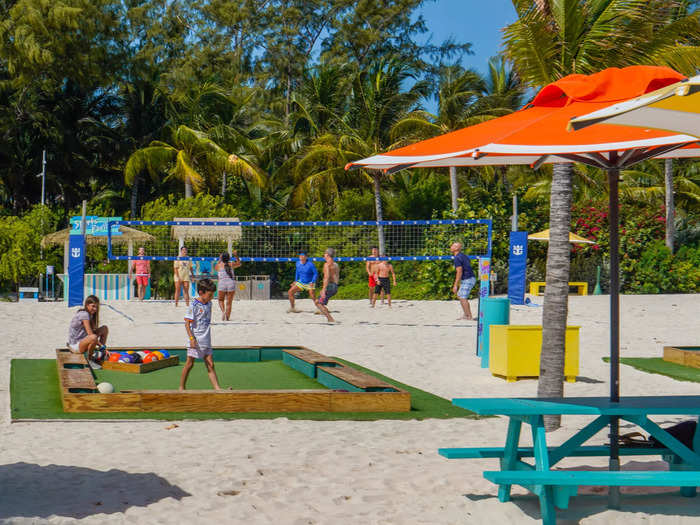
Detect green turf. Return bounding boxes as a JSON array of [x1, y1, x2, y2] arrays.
[[11, 358, 477, 421], [603, 357, 700, 383], [94, 361, 324, 392]]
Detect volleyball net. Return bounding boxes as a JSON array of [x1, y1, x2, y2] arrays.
[[107, 219, 492, 262]]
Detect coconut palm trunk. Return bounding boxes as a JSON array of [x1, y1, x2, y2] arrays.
[[537, 162, 573, 431], [372, 173, 386, 255], [664, 159, 675, 253], [185, 180, 192, 198], [449, 166, 459, 211]]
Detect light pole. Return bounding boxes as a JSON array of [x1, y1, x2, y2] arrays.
[[36, 149, 46, 205]]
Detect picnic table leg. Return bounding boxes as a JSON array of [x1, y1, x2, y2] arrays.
[[531, 415, 556, 524], [497, 417, 522, 503]]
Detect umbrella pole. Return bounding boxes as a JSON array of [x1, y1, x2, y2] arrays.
[[607, 164, 621, 509]]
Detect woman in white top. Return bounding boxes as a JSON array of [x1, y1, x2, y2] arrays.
[[214, 251, 242, 321], [173, 246, 193, 307]]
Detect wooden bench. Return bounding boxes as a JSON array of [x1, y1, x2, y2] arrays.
[[282, 349, 342, 378], [529, 281, 588, 296], [439, 445, 672, 459], [317, 364, 399, 392], [485, 469, 700, 487]]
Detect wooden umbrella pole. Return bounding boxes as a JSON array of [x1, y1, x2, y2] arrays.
[[607, 160, 621, 510]]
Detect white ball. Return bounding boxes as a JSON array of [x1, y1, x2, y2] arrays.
[[97, 382, 114, 394]]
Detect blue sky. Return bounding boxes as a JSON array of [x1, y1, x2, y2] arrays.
[[417, 0, 518, 73]]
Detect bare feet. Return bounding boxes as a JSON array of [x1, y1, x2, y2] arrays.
[[457, 315, 475, 321], [287, 307, 302, 313]]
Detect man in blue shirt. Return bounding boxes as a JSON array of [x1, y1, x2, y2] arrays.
[[450, 242, 476, 320], [287, 252, 318, 313]]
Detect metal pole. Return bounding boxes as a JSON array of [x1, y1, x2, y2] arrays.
[[81, 200, 87, 235], [40, 149, 46, 206], [607, 160, 621, 510], [512, 193, 518, 231]]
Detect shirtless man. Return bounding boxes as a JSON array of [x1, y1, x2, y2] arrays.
[[366, 247, 384, 304], [371, 259, 397, 308], [315, 248, 340, 323]]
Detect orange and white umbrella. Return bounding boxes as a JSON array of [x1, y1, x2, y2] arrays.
[[347, 66, 699, 173], [569, 75, 700, 137]]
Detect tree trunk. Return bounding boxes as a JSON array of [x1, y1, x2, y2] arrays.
[[185, 180, 192, 198], [373, 173, 386, 255], [449, 166, 459, 211], [130, 173, 139, 218], [537, 162, 573, 431], [221, 171, 227, 196], [664, 159, 675, 254]]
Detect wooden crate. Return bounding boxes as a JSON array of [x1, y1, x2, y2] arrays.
[[55, 347, 410, 413], [102, 355, 179, 374]]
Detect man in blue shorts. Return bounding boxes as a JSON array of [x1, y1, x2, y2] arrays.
[[450, 242, 476, 320], [287, 252, 318, 313]]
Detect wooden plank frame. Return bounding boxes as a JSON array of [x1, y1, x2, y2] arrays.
[[663, 346, 700, 369], [55, 346, 410, 413]]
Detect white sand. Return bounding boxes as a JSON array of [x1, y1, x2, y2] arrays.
[[0, 294, 698, 524]]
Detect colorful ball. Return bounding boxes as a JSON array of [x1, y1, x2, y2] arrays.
[[130, 353, 142, 364], [142, 354, 155, 363], [158, 350, 170, 358], [152, 351, 164, 360], [97, 382, 114, 394], [92, 349, 105, 362], [108, 353, 121, 362], [137, 351, 148, 359], [118, 357, 131, 363]]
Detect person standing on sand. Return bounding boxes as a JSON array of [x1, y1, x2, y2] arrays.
[[315, 248, 340, 323], [366, 247, 384, 305], [287, 252, 318, 313], [450, 242, 476, 320], [174, 246, 193, 307], [130, 246, 151, 301], [371, 259, 396, 308], [215, 251, 242, 321]]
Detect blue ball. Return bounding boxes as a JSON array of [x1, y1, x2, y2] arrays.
[[158, 350, 170, 358], [118, 357, 131, 363]]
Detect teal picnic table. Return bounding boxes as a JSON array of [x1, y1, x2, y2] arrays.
[[439, 396, 700, 525]]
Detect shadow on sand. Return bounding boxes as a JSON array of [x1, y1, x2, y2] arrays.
[[0, 462, 190, 520]]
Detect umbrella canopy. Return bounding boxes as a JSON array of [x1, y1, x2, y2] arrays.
[[41, 225, 154, 249], [528, 229, 594, 244], [346, 66, 700, 496], [569, 75, 700, 137], [347, 66, 699, 173]]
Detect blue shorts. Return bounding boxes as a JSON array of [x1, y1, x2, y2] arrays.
[[457, 277, 476, 299]]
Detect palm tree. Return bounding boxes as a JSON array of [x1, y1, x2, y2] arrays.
[[124, 125, 265, 199], [503, 0, 700, 430], [292, 59, 429, 253], [390, 59, 524, 210]]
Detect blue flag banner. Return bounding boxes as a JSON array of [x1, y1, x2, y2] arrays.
[[68, 235, 85, 307], [508, 231, 528, 306]]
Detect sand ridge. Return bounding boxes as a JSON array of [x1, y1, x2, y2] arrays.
[[0, 295, 699, 524]]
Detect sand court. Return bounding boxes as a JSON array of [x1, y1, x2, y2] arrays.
[[1, 295, 699, 523]]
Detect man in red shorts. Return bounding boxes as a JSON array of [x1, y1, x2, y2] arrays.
[[130, 246, 151, 301], [366, 247, 384, 305]]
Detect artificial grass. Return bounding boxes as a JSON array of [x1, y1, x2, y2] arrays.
[[93, 361, 324, 392], [10, 358, 477, 421], [603, 357, 700, 383]]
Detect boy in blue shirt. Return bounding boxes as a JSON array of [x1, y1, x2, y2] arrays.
[[287, 252, 318, 313]]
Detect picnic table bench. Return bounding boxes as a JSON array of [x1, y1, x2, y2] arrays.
[[439, 396, 700, 525]]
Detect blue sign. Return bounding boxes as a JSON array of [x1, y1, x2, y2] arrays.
[[508, 231, 528, 306], [68, 235, 85, 307], [70, 216, 122, 236]]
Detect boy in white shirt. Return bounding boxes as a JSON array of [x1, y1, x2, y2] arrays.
[[179, 278, 226, 390]]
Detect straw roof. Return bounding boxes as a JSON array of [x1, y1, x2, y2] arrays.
[[41, 226, 155, 248], [171, 218, 242, 241]]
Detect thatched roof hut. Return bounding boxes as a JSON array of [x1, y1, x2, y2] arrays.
[[41, 226, 155, 248], [171, 218, 242, 241]]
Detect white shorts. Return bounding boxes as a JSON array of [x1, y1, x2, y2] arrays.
[[187, 346, 213, 359], [457, 277, 476, 299], [68, 342, 81, 353]]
